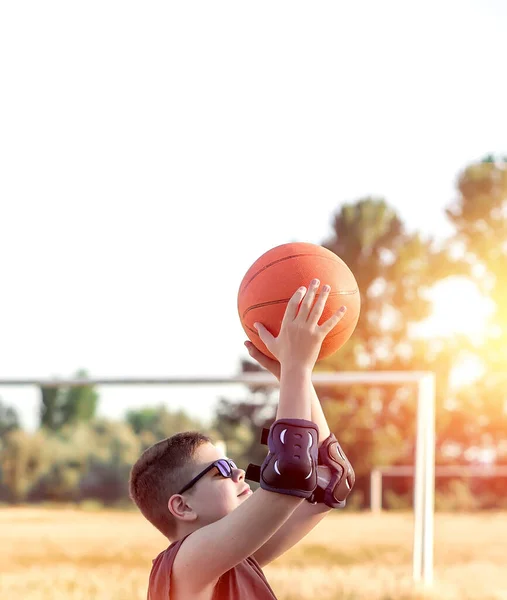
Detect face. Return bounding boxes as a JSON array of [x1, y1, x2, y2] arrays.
[[180, 443, 252, 526]]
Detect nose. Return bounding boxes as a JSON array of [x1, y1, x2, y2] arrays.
[[233, 467, 245, 483]]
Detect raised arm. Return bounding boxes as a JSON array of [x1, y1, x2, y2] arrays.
[[244, 343, 331, 446], [173, 280, 343, 593], [244, 306, 357, 568]]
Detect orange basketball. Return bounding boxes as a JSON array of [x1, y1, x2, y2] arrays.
[[237, 242, 360, 361]]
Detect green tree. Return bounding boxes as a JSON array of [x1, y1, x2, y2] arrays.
[[40, 369, 99, 431], [0, 429, 53, 503], [321, 197, 468, 362], [446, 156, 507, 371], [125, 405, 207, 451], [73, 419, 141, 505], [0, 400, 20, 437], [29, 419, 142, 505], [315, 197, 471, 506], [444, 156, 507, 473]]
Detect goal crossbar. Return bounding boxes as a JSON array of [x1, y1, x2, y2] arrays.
[[0, 371, 431, 387], [1, 370, 436, 586]]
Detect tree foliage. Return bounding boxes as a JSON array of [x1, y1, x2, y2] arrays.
[[40, 369, 99, 431], [125, 405, 206, 451], [0, 400, 20, 438], [443, 156, 507, 478]]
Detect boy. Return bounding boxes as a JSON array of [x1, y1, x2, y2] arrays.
[[129, 279, 355, 599]]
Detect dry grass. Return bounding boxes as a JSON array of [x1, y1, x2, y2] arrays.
[[0, 507, 505, 599]]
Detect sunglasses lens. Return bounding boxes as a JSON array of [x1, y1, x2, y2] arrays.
[[216, 459, 232, 477]]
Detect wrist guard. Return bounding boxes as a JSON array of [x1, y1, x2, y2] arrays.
[[246, 429, 354, 508], [307, 433, 355, 508], [251, 418, 319, 499]]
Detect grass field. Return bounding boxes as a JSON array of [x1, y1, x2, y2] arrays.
[[1, 507, 505, 599]]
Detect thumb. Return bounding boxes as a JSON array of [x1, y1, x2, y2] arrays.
[[253, 322, 275, 349], [244, 340, 281, 379]]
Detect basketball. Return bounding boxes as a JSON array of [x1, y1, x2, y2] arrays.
[[237, 242, 360, 361]]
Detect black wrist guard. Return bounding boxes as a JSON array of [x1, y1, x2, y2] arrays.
[[256, 418, 319, 499], [308, 433, 355, 508], [246, 428, 355, 509]]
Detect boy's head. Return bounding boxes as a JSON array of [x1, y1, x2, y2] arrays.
[[129, 432, 251, 540]]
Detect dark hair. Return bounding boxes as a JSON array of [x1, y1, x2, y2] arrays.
[[129, 431, 211, 539]]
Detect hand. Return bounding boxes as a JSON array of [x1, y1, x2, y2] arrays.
[[253, 279, 347, 371], [244, 341, 281, 380]]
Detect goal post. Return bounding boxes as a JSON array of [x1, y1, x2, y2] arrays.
[[0, 370, 436, 586]]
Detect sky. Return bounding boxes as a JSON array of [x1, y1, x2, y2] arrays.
[[0, 1, 506, 432]]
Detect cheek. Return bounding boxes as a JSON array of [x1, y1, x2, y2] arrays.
[[197, 481, 235, 515], [215, 482, 239, 508]]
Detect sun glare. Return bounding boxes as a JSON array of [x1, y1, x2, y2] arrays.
[[421, 277, 494, 340]]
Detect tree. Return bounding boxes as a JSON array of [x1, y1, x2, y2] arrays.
[[321, 197, 468, 366], [73, 419, 141, 505], [446, 156, 507, 371], [0, 401, 22, 500], [444, 156, 507, 471], [314, 197, 474, 506], [0, 400, 20, 438], [40, 369, 99, 431], [28, 418, 142, 505], [125, 405, 207, 450], [212, 396, 278, 469], [0, 429, 53, 503]]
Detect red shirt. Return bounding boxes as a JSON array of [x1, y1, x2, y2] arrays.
[[148, 535, 278, 600]]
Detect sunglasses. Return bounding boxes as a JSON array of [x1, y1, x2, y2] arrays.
[[177, 458, 238, 495]]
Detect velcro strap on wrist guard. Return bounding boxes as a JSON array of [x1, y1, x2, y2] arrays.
[[245, 428, 269, 484], [259, 418, 319, 499], [308, 433, 355, 508]]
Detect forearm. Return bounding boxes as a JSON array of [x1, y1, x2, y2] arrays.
[[251, 465, 333, 568], [310, 383, 330, 445], [275, 370, 330, 443], [252, 500, 330, 567], [276, 365, 313, 421]]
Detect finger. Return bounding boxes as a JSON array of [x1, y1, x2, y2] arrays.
[[296, 278, 320, 322], [244, 340, 271, 366], [318, 305, 347, 336], [244, 341, 281, 378], [281, 286, 307, 326], [307, 283, 331, 326], [253, 322, 276, 350]]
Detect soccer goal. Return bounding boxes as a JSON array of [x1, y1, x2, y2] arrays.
[[1, 370, 436, 586]]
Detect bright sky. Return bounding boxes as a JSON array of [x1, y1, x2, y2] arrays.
[[1, 1, 506, 432]]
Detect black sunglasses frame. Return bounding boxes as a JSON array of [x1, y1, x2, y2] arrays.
[[177, 458, 237, 495]]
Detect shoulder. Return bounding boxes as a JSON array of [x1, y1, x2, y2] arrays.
[[152, 537, 185, 569], [171, 534, 218, 598], [148, 537, 192, 600]]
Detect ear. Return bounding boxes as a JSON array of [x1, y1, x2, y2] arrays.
[[168, 494, 197, 522]]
